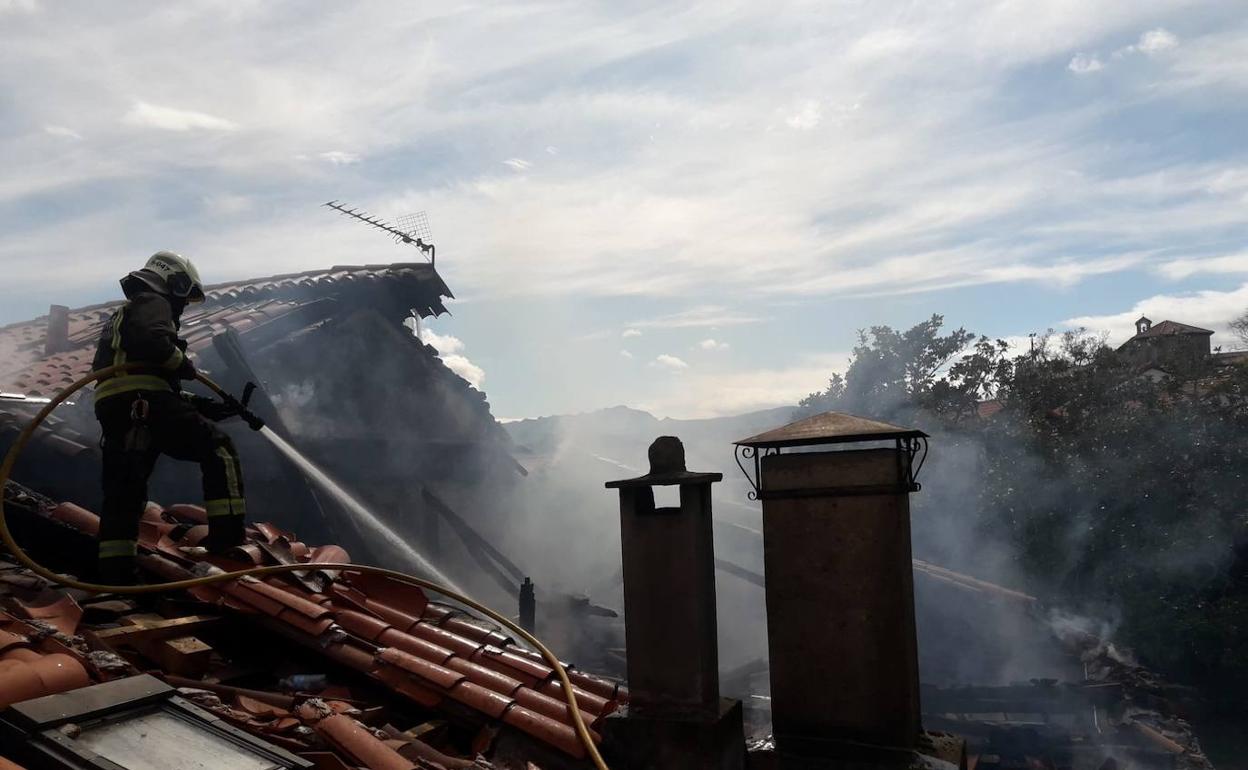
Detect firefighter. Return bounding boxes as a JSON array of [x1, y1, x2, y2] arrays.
[[91, 251, 247, 584]]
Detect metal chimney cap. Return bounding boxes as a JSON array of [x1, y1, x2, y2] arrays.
[[605, 435, 723, 489], [735, 410, 927, 450]]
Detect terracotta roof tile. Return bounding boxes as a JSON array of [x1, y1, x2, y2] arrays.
[[472, 645, 554, 686], [376, 648, 466, 691], [11, 592, 83, 636], [0, 263, 452, 397], [48, 502, 99, 535], [335, 608, 392, 642], [13, 496, 619, 758], [500, 705, 589, 758], [12, 497, 622, 759], [378, 629, 455, 666], [1130, 319, 1214, 339], [0, 612, 92, 709], [315, 714, 418, 770], [445, 680, 514, 720]]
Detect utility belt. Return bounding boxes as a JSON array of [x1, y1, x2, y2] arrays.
[[123, 395, 153, 453], [94, 373, 175, 402], [94, 370, 170, 454]]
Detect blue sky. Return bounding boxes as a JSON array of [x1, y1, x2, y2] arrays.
[[1, 1, 1246, 418]]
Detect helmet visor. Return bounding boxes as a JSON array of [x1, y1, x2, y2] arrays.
[[165, 270, 205, 302]]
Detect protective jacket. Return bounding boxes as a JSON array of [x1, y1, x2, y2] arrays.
[[90, 288, 246, 583], [91, 291, 195, 400]]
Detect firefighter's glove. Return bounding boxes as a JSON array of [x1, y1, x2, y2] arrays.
[[187, 394, 240, 422]]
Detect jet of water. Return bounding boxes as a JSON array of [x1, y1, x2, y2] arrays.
[[258, 426, 465, 595]]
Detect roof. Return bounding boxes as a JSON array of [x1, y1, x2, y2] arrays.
[[0, 263, 453, 398], [735, 411, 928, 449], [975, 400, 1004, 420], [0, 494, 624, 767], [1121, 319, 1214, 346], [1214, 350, 1248, 366]]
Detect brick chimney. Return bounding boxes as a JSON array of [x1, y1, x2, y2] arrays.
[[736, 411, 929, 760], [603, 436, 744, 770], [43, 305, 70, 356]]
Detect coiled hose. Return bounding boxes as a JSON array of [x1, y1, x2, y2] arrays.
[[0, 363, 609, 770]]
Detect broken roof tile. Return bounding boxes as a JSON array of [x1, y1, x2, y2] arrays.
[[11, 592, 83, 637], [315, 714, 418, 770]]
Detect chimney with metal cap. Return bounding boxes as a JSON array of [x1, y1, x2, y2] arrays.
[[735, 411, 929, 760], [43, 305, 70, 356]]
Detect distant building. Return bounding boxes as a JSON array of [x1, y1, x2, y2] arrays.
[[1116, 316, 1214, 371]]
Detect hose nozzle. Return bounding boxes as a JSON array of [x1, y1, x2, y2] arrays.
[[224, 382, 265, 431]]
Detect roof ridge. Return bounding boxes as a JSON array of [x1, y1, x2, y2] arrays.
[[0, 262, 445, 330]]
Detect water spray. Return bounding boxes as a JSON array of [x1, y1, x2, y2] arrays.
[[182, 374, 463, 592], [257, 424, 463, 593]]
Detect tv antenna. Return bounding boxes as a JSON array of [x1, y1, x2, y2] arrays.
[[324, 200, 435, 266]]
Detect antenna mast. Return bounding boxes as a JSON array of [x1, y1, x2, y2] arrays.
[[324, 200, 436, 266]]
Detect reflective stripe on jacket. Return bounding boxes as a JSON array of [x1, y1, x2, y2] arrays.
[[91, 292, 192, 400]]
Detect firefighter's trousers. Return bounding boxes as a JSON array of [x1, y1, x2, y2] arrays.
[[95, 390, 246, 582]]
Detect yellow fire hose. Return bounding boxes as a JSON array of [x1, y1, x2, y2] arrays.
[[0, 364, 610, 770]]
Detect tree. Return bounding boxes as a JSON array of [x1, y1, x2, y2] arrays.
[[1232, 308, 1248, 348], [798, 314, 1248, 707], [797, 314, 1000, 421]]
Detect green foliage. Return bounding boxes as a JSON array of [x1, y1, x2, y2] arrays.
[[801, 315, 1248, 703]]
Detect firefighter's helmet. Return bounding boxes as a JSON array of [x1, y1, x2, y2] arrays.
[[125, 251, 206, 303]]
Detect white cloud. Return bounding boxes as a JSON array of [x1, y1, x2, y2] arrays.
[[1129, 28, 1179, 56], [1157, 28, 1248, 91], [421, 326, 465, 354], [979, 254, 1143, 287], [620, 349, 634, 359], [123, 101, 237, 132], [202, 193, 252, 216], [319, 150, 360, 165], [502, 158, 532, 171], [621, 328, 642, 338], [650, 354, 689, 371], [0, 1, 1232, 311], [440, 354, 485, 389], [1068, 53, 1104, 74], [639, 352, 850, 418], [1063, 283, 1248, 348], [698, 338, 729, 351], [785, 100, 822, 130], [413, 325, 485, 388], [43, 124, 81, 140], [631, 306, 763, 330], [1156, 253, 1248, 280], [0, 0, 37, 13]]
